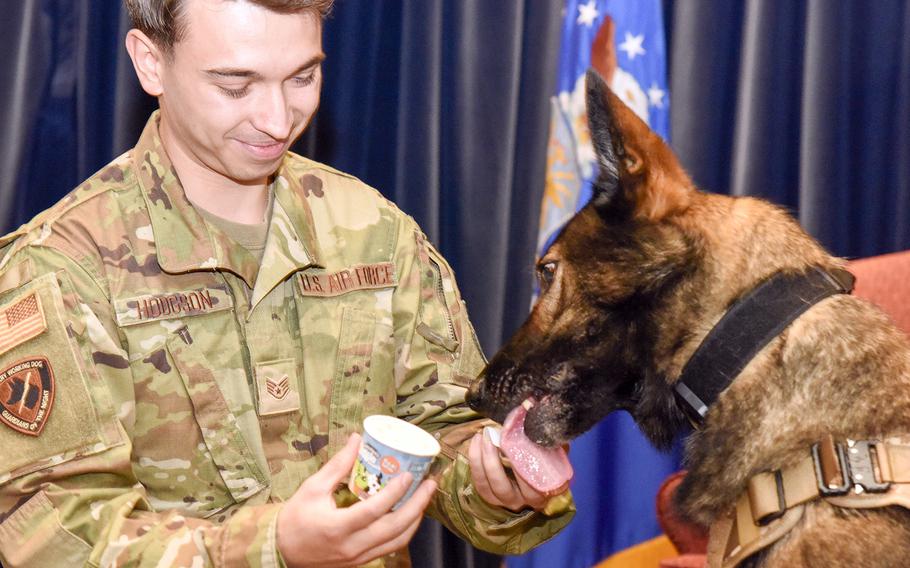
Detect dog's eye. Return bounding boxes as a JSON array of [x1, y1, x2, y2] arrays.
[[537, 261, 557, 290]]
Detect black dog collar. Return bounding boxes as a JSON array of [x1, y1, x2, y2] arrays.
[[674, 266, 855, 426]]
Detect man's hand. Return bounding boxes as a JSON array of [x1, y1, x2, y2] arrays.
[[277, 433, 437, 567], [468, 431, 566, 513]]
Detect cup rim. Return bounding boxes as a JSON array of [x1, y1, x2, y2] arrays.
[[363, 414, 441, 457]]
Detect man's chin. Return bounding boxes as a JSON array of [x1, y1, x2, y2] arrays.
[[222, 161, 284, 188]]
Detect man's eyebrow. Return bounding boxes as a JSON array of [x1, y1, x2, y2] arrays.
[[288, 53, 326, 76], [204, 54, 326, 81], [204, 68, 262, 79]]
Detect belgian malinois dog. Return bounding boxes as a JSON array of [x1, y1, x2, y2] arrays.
[[467, 70, 910, 567]]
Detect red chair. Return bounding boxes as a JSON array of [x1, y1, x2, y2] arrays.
[[848, 250, 910, 335], [597, 250, 910, 568]]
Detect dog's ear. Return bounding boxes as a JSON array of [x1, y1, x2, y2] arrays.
[[585, 69, 693, 222]]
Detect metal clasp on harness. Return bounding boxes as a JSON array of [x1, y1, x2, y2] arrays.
[[753, 470, 787, 526], [812, 436, 891, 496]]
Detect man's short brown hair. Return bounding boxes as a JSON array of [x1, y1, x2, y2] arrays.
[[125, 0, 334, 53]]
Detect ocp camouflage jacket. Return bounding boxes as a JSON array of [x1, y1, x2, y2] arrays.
[[0, 114, 573, 567]]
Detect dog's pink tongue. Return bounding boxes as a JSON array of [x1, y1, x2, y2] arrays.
[[500, 401, 573, 495]]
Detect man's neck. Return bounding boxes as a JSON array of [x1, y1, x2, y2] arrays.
[[185, 181, 271, 225], [159, 119, 272, 225]]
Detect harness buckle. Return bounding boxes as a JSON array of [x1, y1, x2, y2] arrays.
[[812, 435, 891, 496], [752, 470, 787, 526], [845, 440, 891, 494]]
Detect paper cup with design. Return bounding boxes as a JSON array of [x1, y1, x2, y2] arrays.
[[348, 415, 441, 510]]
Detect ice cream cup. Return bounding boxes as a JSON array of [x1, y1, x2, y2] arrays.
[[348, 415, 441, 510]]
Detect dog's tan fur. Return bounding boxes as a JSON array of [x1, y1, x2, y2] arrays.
[[467, 71, 910, 566]]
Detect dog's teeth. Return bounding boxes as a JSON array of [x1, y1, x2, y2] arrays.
[[522, 399, 535, 410]]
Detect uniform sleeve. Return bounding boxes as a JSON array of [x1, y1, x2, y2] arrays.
[[390, 224, 575, 555], [0, 246, 284, 568]]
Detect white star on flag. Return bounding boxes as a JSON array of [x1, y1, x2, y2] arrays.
[[619, 32, 646, 60], [577, 1, 599, 27], [648, 83, 665, 108]]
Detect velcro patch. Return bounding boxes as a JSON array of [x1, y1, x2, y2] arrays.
[[0, 293, 47, 356], [255, 359, 300, 416], [114, 287, 234, 327], [297, 262, 397, 297], [0, 357, 55, 436], [0, 258, 33, 296]]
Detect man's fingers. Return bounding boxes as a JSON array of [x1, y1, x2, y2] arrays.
[[390, 477, 436, 519], [276, 432, 440, 566], [306, 433, 361, 491], [350, 510, 427, 565], [513, 471, 549, 510], [359, 506, 428, 563], [468, 434, 493, 500], [338, 471, 415, 529], [469, 433, 505, 507], [479, 432, 520, 506], [344, 478, 437, 561], [474, 433, 551, 512]]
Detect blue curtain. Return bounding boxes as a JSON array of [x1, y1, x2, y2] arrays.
[[667, 0, 910, 259]]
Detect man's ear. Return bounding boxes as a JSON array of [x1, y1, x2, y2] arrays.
[[125, 29, 165, 97]]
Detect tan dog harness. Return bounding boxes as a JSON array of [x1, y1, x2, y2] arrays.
[[707, 434, 910, 567]]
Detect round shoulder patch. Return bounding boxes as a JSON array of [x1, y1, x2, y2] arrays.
[[0, 357, 55, 436]]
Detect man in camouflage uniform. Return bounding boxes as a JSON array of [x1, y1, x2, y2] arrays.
[[0, 1, 574, 566]]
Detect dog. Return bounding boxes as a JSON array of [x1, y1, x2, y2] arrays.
[[466, 69, 910, 567]]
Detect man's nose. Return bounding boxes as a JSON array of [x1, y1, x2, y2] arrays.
[[253, 87, 292, 140]]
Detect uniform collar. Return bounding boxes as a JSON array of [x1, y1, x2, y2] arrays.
[[250, 174, 324, 307], [133, 111, 323, 298]]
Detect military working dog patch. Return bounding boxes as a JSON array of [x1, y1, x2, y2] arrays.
[[0, 357, 55, 436]]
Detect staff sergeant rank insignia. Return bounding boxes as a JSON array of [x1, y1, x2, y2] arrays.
[[0, 357, 55, 436]]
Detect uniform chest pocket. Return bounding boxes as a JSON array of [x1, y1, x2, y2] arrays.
[[127, 316, 268, 518], [328, 308, 377, 455], [297, 298, 396, 459]]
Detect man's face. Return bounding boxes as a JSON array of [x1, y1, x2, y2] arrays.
[[156, 0, 324, 187]]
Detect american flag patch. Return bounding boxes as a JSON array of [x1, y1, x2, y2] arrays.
[[0, 293, 47, 356]]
